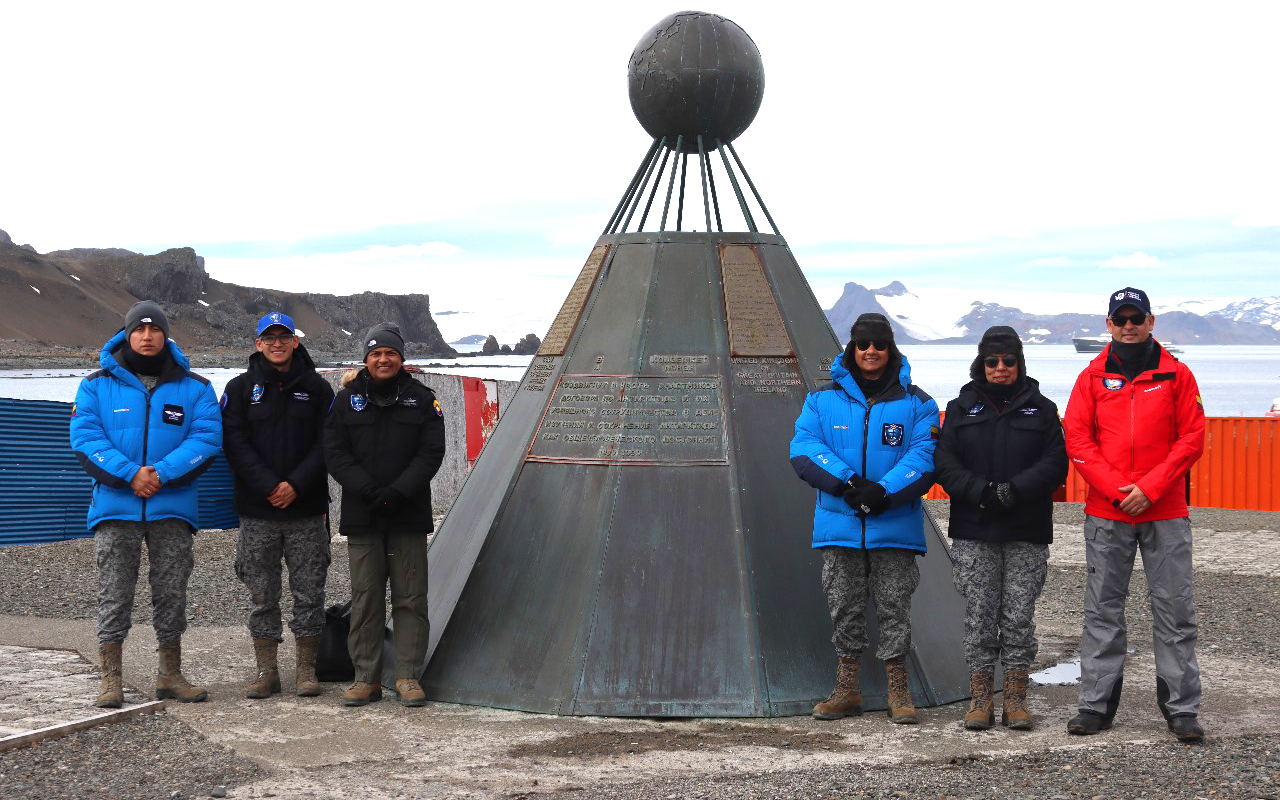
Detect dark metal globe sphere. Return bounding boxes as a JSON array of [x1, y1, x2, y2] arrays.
[[628, 11, 765, 153]]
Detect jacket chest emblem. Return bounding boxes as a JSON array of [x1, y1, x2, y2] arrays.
[[350, 394, 368, 412], [399, 396, 419, 408], [882, 422, 904, 446], [1021, 407, 1040, 416], [251, 383, 265, 403], [162, 404, 185, 425], [1102, 377, 1125, 391], [967, 403, 985, 416], [292, 391, 310, 402]]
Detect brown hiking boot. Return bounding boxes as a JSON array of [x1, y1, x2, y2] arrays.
[[155, 640, 208, 702], [95, 642, 124, 709], [294, 635, 321, 697], [812, 656, 862, 720], [963, 667, 995, 730], [246, 638, 281, 699], [342, 681, 382, 707], [395, 678, 427, 707], [885, 656, 918, 724], [1002, 669, 1033, 729]]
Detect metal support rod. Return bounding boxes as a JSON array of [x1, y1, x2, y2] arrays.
[[700, 136, 724, 232], [659, 135, 683, 231], [716, 139, 757, 234], [676, 152, 688, 232], [620, 136, 667, 233], [637, 144, 672, 231], [725, 141, 781, 237], [697, 136, 713, 234], [605, 138, 662, 235]]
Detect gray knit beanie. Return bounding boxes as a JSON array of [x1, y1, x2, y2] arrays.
[[124, 300, 170, 340], [363, 322, 405, 361]]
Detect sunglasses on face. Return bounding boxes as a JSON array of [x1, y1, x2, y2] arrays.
[[854, 340, 888, 352], [984, 355, 1017, 369], [1110, 312, 1148, 327]]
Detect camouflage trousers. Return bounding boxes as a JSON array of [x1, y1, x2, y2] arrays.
[[95, 519, 194, 645], [235, 515, 331, 641], [821, 546, 920, 661], [950, 538, 1049, 671]]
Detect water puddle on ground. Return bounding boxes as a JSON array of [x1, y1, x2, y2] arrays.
[[1031, 657, 1082, 685]]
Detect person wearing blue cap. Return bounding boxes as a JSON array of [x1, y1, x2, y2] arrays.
[[220, 311, 335, 699]]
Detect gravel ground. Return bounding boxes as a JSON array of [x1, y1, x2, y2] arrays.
[[2, 502, 1278, 799], [0, 714, 266, 800], [536, 734, 1280, 800]]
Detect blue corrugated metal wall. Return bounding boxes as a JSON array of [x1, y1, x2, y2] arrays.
[[0, 398, 238, 545]]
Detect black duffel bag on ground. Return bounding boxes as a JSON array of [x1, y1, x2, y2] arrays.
[[316, 600, 355, 682]]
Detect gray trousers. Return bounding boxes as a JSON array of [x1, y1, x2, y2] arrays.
[[1079, 515, 1201, 717], [821, 546, 919, 661], [950, 538, 1049, 671], [235, 515, 331, 641], [348, 531, 429, 684], [95, 519, 194, 645]]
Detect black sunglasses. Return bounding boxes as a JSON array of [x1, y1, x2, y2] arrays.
[[854, 340, 888, 352], [984, 355, 1017, 369], [1110, 312, 1148, 327]]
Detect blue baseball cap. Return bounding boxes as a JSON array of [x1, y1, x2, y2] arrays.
[[256, 311, 296, 337]]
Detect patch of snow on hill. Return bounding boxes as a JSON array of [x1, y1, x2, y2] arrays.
[[1210, 297, 1280, 330]]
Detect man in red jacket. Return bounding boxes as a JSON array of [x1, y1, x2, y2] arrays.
[[1063, 287, 1206, 743]]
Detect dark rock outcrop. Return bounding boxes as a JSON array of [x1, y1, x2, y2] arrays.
[[512, 333, 542, 355]]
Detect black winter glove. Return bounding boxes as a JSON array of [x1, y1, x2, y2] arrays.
[[360, 485, 381, 505], [847, 482, 889, 516], [372, 487, 407, 518], [995, 482, 1019, 509], [838, 473, 871, 505], [980, 482, 1006, 510]]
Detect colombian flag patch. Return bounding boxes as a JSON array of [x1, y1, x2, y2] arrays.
[[1195, 394, 1203, 408], [929, 424, 940, 440], [433, 399, 444, 418]]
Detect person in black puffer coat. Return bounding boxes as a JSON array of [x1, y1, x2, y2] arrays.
[[324, 322, 445, 709], [221, 312, 336, 699], [935, 326, 1067, 732]]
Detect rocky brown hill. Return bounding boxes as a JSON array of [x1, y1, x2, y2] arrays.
[[0, 229, 456, 361]]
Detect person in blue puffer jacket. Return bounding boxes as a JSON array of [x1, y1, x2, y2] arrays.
[[790, 313, 940, 725], [69, 301, 222, 708]]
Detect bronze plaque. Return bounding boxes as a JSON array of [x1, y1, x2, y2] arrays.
[[538, 245, 610, 356], [527, 375, 727, 465], [721, 244, 793, 356], [730, 356, 805, 395]]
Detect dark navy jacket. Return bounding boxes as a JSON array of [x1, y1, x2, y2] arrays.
[[220, 345, 334, 520], [790, 350, 939, 552], [69, 330, 223, 530]]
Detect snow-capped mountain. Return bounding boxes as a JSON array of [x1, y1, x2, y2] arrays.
[[823, 282, 1280, 345], [1209, 297, 1280, 331]]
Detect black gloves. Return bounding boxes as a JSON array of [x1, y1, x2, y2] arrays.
[[846, 481, 889, 516], [371, 487, 407, 517], [360, 485, 380, 505], [981, 482, 1018, 510]]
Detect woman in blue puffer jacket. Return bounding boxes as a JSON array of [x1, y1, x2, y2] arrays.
[[69, 302, 222, 708], [790, 313, 939, 725]]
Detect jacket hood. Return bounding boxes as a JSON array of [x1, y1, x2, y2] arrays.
[[829, 347, 912, 401], [99, 328, 191, 379]]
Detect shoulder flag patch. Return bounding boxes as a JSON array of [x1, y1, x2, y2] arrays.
[[929, 424, 940, 440], [433, 399, 444, 418]]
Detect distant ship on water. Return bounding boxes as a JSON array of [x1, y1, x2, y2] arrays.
[[1072, 334, 1182, 354]]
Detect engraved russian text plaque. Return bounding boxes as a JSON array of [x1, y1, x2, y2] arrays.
[[527, 374, 727, 465]]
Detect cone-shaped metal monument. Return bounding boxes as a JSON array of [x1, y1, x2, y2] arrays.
[[423, 10, 970, 717]]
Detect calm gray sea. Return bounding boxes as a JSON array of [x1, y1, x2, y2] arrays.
[[1, 346, 1277, 417]]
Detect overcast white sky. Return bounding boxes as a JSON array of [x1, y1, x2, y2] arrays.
[[3, 1, 1278, 323]]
